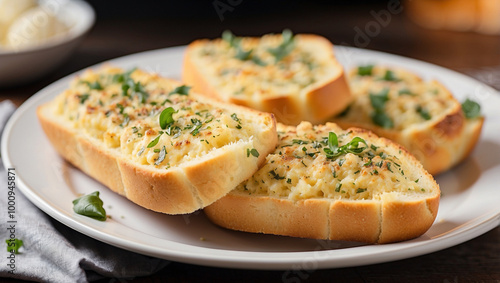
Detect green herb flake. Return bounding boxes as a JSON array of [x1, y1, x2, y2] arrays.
[[269, 170, 285, 180], [168, 85, 191, 96], [86, 81, 104, 90], [78, 94, 90, 104], [461, 98, 481, 119], [356, 188, 367, 194], [382, 70, 398, 81], [72, 191, 107, 221], [357, 65, 374, 76], [323, 132, 368, 159], [369, 88, 390, 111], [159, 107, 177, 130], [267, 29, 295, 62], [287, 178, 292, 184], [5, 238, 23, 254], [235, 46, 253, 61], [416, 105, 432, 120], [335, 183, 342, 192], [154, 146, 167, 166], [398, 88, 415, 96], [222, 30, 241, 48], [371, 111, 394, 128], [147, 133, 163, 148], [250, 148, 259, 158]]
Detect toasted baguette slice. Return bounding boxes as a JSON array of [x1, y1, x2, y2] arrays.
[[330, 65, 484, 175], [205, 122, 440, 244], [182, 31, 352, 125], [37, 67, 278, 214]]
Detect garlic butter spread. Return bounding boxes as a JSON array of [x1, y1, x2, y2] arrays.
[[341, 66, 457, 130], [54, 67, 260, 169], [192, 30, 334, 99], [237, 122, 429, 201]]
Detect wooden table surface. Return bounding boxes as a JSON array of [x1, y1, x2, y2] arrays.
[[1, 2, 500, 282]]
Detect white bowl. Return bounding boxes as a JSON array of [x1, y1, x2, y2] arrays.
[[0, 0, 95, 87]]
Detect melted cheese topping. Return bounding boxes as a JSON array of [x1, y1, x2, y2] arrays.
[[54, 67, 262, 169], [192, 33, 334, 99], [236, 122, 430, 201], [340, 66, 458, 130]]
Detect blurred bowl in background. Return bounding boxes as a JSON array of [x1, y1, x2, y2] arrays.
[[0, 0, 95, 87]]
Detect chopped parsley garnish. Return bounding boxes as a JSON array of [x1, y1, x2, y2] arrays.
[[78, 94, 90, 104], [247, 148, 260, 158], [269, 170, 286, 180], [168, 85, 191, 96], [371, 112, 394, 128], [357, 65, 374, 76], [154, 146, 167, 165], [120, 113, 130, 127], [398, 88, 415, 96], [222, 30, 241, 48], [382, 70, 398, 81], [72, 191, 107, 221], [267, 29, 295, 62], [416, 105, 432, 120], [323, 132, 368, 159], [461, 98, 481, 119], [292, 139, 308, 145], [5, 239, 23, 254], [335, 183, 342, 192], [369, 88, 390, 111], [85, 81, 103, 90], [235, 46, 253, 61], [356, 188, 367, 194], [190, 118, 203, 136]]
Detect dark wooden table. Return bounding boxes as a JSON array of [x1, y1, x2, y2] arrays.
[[2, 2, 500, 282]]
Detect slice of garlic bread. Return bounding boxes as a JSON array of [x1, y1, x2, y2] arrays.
[[205, 121, 440, 244], [182, 30, 352, 125], [331, 65, 484, 175], [37, 67, 277, 214]]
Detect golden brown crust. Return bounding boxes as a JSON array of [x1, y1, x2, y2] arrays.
[[333, 79, 484, 175], [204, 122, 440, 244], [37, 78, 278, 215], [182, 34, 352, 125], [205, 193, 330, 239]]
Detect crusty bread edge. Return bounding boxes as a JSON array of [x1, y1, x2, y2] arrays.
[[37, 89, 278, 215], [204, 126, 440, 244], [182, 34, 352, 125]]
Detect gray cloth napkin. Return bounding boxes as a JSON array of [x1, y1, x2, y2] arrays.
[[0, 101, 170, 283]]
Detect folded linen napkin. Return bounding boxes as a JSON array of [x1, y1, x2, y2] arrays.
[[0, 100, 169, 283]]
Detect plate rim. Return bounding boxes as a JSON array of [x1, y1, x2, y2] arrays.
[[2, 45, 500, 270]]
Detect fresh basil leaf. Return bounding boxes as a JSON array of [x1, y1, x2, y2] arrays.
[[358, 65, 374, 76], [267, 29, 295, 62], [371, 111, 394, 128], [5, 238, 23, 254], [72, 191, 107, 221], [222, 30, 241, 48], [235, 46, 253, 61], [461, 98, 481, 119], [168, 85, 191, 96], [154, 146, 167, 166], [78, 94, 90, 104], [250, 148, 259, 157], [159, 107, 177, 129], [147, 133, 163, 148], [382, 70, 398, 81], [416, 105, 432, 120], [86, 81, 103, 90], [369, 88, 390, 111], [398, 88, 415, 96]]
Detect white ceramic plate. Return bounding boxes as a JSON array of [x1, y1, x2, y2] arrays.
[[2, 46, 500, 269]]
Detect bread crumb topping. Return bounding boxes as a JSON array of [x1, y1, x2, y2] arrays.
[[55, 67, 262, 169], [237, 122, 431, 201]]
